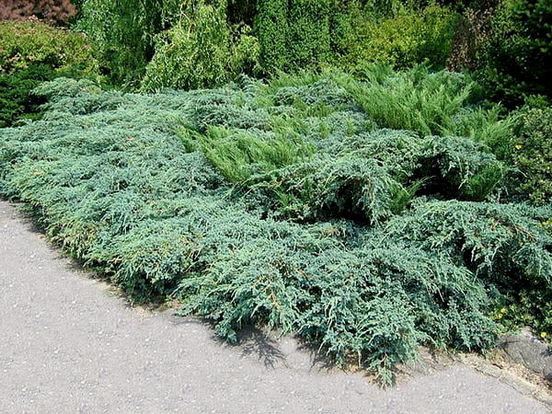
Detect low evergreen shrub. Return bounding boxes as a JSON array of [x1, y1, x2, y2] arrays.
[[1, 75, 549, 385], [333, 65, 512, 147], [0, 64, 53, 127]]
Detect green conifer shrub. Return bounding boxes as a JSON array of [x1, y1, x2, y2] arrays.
[[1, 75, 549, 385], [141, 2, 260, 91], [255, 0, 289, 71]]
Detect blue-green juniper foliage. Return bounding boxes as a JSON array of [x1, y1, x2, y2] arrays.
[[0, 73, 550, 384]]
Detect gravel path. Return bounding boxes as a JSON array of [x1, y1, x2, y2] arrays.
[[0, 200, 548, 414]]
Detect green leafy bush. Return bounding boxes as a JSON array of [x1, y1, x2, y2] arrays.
[[254, 1, 459, 73], [337, 5, 459, 71], [78, 0, 463, 85], [0, 21, 98, 127], [1, 76, 550, 385], [508, 105, 552, 205], [78, 0, 182, 85], [80, 0, 260, 88], [0, 21, 97, 75]]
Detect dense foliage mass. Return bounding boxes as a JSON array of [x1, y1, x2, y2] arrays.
[[73, 0, 552, 106], [77, 0, 464, 87], [0, 20, 96, 74], [141, 1, 259, 91], [1, 75, 550, 383], [508, 104, 552, 205], [336, 4, 459, 71], [77, 0, 183, 84]]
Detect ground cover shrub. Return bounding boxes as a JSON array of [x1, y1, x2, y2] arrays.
[[333, 65, 513, 148], [1, 76, 550, 385], [181, 67, 510, 220], [194, 126, 316, 183]]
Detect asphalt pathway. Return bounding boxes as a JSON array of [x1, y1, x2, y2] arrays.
[[0, 200, 548, 413]]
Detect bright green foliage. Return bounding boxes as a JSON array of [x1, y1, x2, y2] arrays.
[[141, 2, 259, 91], [183, 68, 508, 219], [1, 76, 550, 385], [80, 0, 259, 88], [194, 126, 316, 183], [255, 1, 458, 73], [0, 21, 97, 75], [495, 288, 552, 341], [337, 5, 459, 70], [509, 105, 552, 205], [334, 65, 512, 147], [76, 0, 463, 86]]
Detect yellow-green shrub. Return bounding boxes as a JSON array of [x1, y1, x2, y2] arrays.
[[0, 20, 97, 76], [339, 5, 459, 71]]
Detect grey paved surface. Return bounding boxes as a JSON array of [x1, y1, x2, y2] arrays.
[[0, 200, 548, 414]]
